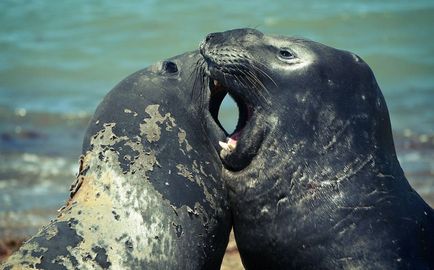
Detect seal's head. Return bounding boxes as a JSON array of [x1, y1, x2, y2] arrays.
[[200, 28, 394, 172]]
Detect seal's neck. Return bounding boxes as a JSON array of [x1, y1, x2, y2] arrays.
[[225, 88, 404, 199]]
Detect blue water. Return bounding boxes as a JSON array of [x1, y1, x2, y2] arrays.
[[1, 0, 434, 239]]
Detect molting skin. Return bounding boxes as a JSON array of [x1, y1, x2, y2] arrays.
[[1, 51, 231, 270], [200, 28, 434, 270]]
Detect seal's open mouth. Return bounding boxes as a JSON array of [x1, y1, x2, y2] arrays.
[[207, 77, 261, 171], [209, 79, 249, 148]]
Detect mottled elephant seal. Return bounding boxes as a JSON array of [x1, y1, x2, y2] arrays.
[[200, 28, 434, 269], [2, 51, 231, 269]]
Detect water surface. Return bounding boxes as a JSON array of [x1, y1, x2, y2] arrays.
[[1, 0, 433, 239]]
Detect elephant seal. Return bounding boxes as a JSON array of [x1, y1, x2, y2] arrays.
[[2, 51, 231, 269], [199, 28, 434, 269]]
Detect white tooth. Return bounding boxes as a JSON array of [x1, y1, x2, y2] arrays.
[[227, 138, 237, 150], [219, 141, 230, 151]]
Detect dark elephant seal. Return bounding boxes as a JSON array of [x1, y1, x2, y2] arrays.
[[199, 28, 434, 269], [2, 51, 231, 269]]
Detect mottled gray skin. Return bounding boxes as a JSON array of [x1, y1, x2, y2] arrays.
[[200, 28, 434, 269], [2, 51, 231, 269]]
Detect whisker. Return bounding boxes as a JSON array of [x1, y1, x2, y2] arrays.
[[237, 69, 266, 104], [244, 69, 266, 90], [240, 71, 258, 87], [233, 70, 248, 89], [243, 69, 269, 98], [249, 60, 278, 87]]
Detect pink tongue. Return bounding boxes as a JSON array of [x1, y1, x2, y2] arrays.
[[228, 131, 241, 146], [227, 138, 236, 147]]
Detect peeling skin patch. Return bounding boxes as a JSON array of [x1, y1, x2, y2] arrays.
[[172, 162, 219, 211], [2, 241, 48, 269], [124, 140, 158, 179], [178, 128, 193, 152], [65, 124, 179, 266], [140, 105, 176, 143], [3, 123, 193, 268], [3, 220, 83, 270], [3, 108, 229, 269], [137, 104, 221, 212], [92, 246, 111, 269], [124, 108, 138, 117], [176, 164, 194, 181]]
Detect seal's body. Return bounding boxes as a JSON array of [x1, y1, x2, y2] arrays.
[[200, 28, 434, 270], [2, 52, 231, 269]]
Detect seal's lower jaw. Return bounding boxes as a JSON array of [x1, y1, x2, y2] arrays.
[[208, 78, 262, 171]]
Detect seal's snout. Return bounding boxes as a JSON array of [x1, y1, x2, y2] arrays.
[[205, 33, 216, 43], [200, 33, 218, 56]]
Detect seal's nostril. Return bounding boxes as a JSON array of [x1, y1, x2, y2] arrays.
[[205, 33, 215, 43], [162, 61, 178, 74]]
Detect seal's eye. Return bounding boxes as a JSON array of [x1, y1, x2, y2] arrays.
[[279, 49, 294, 59], [163, 61, 178, 74]]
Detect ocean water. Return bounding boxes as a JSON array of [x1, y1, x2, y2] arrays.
[[1, 0, 434, 239]]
